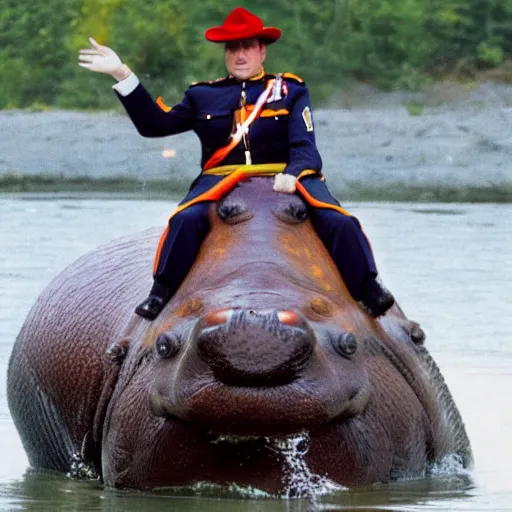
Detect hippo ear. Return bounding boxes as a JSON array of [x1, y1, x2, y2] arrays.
[[217, 197, 254, 225], [106, 336, 130, 364]]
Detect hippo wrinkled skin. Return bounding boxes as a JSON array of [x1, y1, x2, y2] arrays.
[[7, 178, 472, 494]]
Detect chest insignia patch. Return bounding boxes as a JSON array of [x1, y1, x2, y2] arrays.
[[302, 106, 314, 132]]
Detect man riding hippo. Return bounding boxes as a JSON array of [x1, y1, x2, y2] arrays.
[[79, 6, 395, 321]]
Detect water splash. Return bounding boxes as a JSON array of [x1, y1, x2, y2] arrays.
[[428, 453, 469, 477], [67, 451, 99, 480], [269, 432, 345, 499]]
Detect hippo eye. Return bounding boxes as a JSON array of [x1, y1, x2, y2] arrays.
[[217, 199, 253, 225], [155, 332, 181, 359], [273, 197, 308, 224], [285, 202, 308, 222], [332, 332, 357, 358]]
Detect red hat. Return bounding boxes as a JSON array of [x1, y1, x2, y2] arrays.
[[205, 7, 281, 44]]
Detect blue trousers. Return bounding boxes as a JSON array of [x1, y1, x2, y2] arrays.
[[154, 202, 211, 295], [153, 179, 378, 301], [309, 209, 377, 299]]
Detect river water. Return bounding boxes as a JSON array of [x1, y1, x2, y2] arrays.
[[0, 196, 510, 511]]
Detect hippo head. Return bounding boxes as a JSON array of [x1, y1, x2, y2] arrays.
[[149, 307, 368, 437], [101, 178, 462, 492], [144, 178, 372, 437]]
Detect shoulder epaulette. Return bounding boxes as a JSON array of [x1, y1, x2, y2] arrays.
[[189, 76, 230, 88], [282, 72, 305, 84]]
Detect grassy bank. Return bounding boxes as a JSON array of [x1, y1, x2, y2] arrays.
[[344, 181, 512, 203], [1, 174, 511, 202], [0, 175, 189, 200]]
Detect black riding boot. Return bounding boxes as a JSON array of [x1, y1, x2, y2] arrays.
[[360, 278, 395, 317], [135, 202, 212, 321], [135, 280, 173, 320]]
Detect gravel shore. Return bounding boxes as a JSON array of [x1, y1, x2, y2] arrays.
[[2, 82, 511, 200]]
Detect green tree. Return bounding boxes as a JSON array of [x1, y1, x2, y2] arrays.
[[2, 0, 512, 109], [0, 0, 81, 107], [59, 0, 189, 108]]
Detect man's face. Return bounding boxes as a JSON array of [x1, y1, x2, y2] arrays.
[[224, 38, 267, 80]]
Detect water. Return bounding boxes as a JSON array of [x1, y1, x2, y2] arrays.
[[0, 196, 511, 511]]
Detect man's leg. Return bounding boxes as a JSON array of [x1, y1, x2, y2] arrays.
[[136, 202, 211, 320], [310, 207, 395, 317]]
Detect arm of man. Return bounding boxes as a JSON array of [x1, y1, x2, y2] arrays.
[[273, 82, 322, 193], [114, 79, 195, 138], [79, 38, 194, 138]]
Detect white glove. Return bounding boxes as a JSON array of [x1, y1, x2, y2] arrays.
[[273, 173, 297, 194], [78, 37, 129, 80]]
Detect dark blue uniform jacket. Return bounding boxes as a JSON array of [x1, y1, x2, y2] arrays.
[[116, 72, 340, 207]]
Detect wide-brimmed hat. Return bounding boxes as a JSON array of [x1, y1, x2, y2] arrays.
[[205, 7, 281, 44]]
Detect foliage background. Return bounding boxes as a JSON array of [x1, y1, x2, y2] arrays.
[[1, 0, 512, 109]]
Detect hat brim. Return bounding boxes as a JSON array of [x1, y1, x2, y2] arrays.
[[205, 27, 281, 44]]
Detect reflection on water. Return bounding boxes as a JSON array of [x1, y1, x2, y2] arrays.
[[0, 469, 476, 512], [0, 197, 511, 511]]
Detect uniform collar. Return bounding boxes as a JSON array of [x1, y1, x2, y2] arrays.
[[228, 68, 266, 82], [249, 69, 266, 81]]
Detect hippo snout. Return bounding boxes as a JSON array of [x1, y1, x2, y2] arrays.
[[195, 308, 314, 386]]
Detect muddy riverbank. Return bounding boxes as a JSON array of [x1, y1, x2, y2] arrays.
[[2, 81, 511, 201]]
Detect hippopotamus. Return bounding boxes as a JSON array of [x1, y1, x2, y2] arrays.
[[7, 177, 472, 494]]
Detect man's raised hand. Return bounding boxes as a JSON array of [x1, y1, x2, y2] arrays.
[[78, 37, 131, 81]]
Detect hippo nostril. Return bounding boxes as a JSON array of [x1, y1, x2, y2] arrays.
[[277, 310, 301, 326], [332, 332, 357, 358], [204, 308, 233, 326], [155, 332, 181, 359]]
